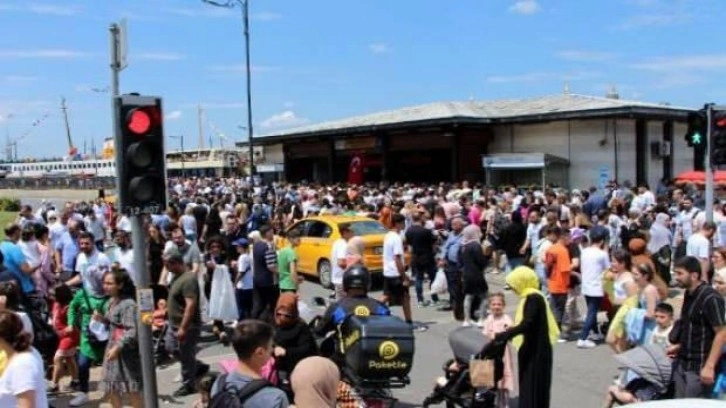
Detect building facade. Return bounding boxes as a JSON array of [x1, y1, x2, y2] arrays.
[[251, 93, 695, 188]]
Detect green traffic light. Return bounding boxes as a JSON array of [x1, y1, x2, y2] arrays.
[[692, 133, 702, 145]]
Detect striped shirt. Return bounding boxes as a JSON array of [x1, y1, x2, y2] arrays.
[[672, 283, 726, 372]]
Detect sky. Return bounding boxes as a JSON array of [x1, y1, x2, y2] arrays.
[[0, 0, 725, 159]]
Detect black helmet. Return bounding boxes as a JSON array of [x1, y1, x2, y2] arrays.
[[343, 264, 370, 291]]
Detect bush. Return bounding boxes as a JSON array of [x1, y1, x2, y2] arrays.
[[0, 198, 21, 212]]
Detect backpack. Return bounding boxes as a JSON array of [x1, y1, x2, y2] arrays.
[[209, 375, 272, 408]]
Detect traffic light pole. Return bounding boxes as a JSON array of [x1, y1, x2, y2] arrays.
[[110, 24, 160, 407], [706, 104, 714, 223]]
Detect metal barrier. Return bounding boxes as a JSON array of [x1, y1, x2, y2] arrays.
[[0, 177, 117, 189]]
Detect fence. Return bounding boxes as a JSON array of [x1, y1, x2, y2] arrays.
[[0, 177, 117, 190]]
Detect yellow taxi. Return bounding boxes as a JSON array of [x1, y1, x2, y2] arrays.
[[275, 215, 391, 288]]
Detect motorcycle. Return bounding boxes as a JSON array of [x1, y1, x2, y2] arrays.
[[309, 297, 413, 408]]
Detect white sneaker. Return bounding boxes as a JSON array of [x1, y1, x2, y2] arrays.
[[69, 393, 89, 407], [462, 320, 472, 327], [475, 320, 485, 328], [589, 333, 605, 342], [556, 337, 568, 343], [577, 339, 597, 349]]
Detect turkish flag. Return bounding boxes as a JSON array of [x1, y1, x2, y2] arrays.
[[347, 153, 364, 185]]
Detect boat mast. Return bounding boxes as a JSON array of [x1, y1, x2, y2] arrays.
[[61, 97, 75, 157]]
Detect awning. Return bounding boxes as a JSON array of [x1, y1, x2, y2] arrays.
[[481, 153, 569, 169]]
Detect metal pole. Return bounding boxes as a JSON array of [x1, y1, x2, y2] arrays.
[[706, 104, 714, 223], [130, 215, 159, 408], [181, 135, 185, 178], [110, 22, 159, 408], [242, 0, 255, 178]]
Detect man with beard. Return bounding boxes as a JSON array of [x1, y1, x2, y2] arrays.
[[669, 256, 726, 398]]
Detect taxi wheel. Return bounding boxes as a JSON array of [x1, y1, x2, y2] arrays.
[[318, 259, 333, 289]]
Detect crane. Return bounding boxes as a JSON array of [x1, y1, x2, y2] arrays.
[[60, 97, 79, 158]]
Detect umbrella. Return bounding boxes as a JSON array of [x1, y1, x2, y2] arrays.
[[675, 170, 726, 185], [613, 345, 672, 393]]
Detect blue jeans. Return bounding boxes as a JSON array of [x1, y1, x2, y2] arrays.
[[77, 352, 94, 393], [580, 296, 603, 341]]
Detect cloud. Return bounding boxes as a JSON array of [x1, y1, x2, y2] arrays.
[[283, 101, 295, 108], [27, 4, 81, 16], [616, 13, 690, 29], [206, 64, 280, 73], [165, 110, 183, 121], [486, 70, 600, 83], [630, 54, 726, 72], [556, 50, 617, 62], [509, 1, 540, 15], [184, 102, 247, 110], [0, 49, 90, 59], [261, 111, 309, 129], [165, 7, 234, 18], [369, 43, 393, 54], [3, 75, 38, 83], [135, 52, 186, 61], [0, 4, 81, 16]]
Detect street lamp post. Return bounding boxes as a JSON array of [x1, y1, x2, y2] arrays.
[[169, 135, 185, 178], [202, 0, 256, 178]]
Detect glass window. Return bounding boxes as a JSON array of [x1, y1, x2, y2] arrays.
[[307, 221, 332, 238], [348, 221, 388, 236]]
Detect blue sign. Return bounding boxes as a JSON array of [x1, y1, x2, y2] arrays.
[[598, 166, 610, 190]]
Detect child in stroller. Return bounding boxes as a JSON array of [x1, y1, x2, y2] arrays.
[[423, 326, 504, 408], [602, 345, 672, 407]]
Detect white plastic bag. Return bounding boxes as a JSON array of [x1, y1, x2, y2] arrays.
[[431, 267, 448, 295], [298, 300, 317, 323], [208, 265, 238, 322]]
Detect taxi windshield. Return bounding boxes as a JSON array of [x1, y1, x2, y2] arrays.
[[347, 221, 387, 236]]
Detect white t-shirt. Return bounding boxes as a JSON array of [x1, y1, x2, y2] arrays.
[[237, 253, 252, 290], [686, 233, 711, 260], [110, 247, 136, 285], [18, 241, 41, 269], [331, 239, 348, 286], [75, 251, 112, 297], [0, 349, 48, 408], [383, 231, 404, 278], [580, 246, 610, 297]]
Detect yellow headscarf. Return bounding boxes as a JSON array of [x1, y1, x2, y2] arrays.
[[505, 266, 560, 350]]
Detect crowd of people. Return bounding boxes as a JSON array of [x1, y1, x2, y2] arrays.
[[0, 176, 723, 407]]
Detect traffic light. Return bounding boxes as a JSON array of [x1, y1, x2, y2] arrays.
[[711, 109, 726, 166], [685, 110, 707, 148], [114, 94, 167, 214]]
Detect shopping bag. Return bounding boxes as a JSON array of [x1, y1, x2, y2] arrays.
[[431, 267, 448, 295], [208, 265, 238, 321], [469, 358, 495, 388]]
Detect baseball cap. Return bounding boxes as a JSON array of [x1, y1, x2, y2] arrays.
[[570, 228, 586, 241], [232, 238, 249, 247]]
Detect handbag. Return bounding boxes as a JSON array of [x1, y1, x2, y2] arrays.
[[81, 290, 108, 349], [469, 358, 495, 388]]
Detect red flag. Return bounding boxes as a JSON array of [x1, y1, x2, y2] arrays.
[[348, 154, 364, 185]]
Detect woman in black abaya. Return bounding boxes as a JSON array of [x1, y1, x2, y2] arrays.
[[492, 266, 560, 408]]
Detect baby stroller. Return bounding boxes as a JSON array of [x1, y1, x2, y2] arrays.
[[608, 345, 673, 405], [422, 326, 503, 408]]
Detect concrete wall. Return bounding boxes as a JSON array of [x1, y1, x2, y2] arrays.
[[488, 118, 691, 189]]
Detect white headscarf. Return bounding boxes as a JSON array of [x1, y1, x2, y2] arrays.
[[647, 213, 672, 254], [460, 224, 483, 246]]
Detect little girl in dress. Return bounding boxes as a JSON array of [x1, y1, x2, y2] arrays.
[[481, 292, 516, 408]]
